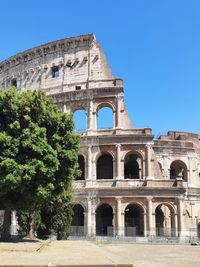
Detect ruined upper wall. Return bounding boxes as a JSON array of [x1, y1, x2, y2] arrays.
[[0, 34, 114, 93]]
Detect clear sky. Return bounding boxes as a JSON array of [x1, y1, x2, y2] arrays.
[[0, 0, 199, 137]]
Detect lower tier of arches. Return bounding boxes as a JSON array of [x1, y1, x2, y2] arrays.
[[71, 197, 199, 238]]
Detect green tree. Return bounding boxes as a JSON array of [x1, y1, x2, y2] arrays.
[[0, 88, 79, 241], [36, 191, 74, 240]]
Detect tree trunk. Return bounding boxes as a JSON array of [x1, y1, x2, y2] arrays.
[[1, 210, 11, 242], [26, 213, 35, 239]]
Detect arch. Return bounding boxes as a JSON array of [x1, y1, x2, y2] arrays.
[[97, 153, 113, 179], [170, 160, 188, 180], [77, 155, 85, 180], [96, 102, 115, 113], [71, 204, 85, 236], [123, 201, 145, 214], [124, 152, 143, 179], [197, 222, 200, 238], [97, 106, 114, 130], [123, 150, 144, 160], [96, 203, 113, 236], [124, 204, 144, 236], [95, 150, 116, 162], [71, 204, 84, 226], [73, 109, 87, 131], [155, 203, 176, 237]]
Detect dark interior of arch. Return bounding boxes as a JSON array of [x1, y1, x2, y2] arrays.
[[198, 223, 200, 237], [170, 161, 187, 180], [71, 204, 84, 226], [125, 204, 144, 236], [97, 154, 113, 179], [77, 155, 85, 180], [96, 204, 113, 236], [124, 154, 140, 179], [155, 207, 164, 236]]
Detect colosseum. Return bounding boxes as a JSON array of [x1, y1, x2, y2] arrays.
[[0, 34, 200, 241]]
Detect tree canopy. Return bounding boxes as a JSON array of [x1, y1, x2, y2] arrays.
[[0, 88, 80, 240]]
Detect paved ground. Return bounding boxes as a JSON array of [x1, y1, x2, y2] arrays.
[[0, 240, 200, 267], [99, 243, 200, 267]]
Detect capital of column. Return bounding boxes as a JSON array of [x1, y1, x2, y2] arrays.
[[146, 196, 153, 203], [146, 142, 153, 148]]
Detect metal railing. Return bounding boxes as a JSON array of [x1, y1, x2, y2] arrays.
[[69, 226, 200, 244]]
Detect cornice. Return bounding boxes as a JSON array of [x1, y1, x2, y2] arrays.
[[0, 33, 95, 72]]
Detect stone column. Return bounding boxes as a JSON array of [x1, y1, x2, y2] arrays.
[[87, 99, 93, 131], [10, 211, 17, 236], [116, 144, 122, 179], [174, 213, 178, 237], [147, 197, 154, 236], [63, 103, 67, 113], [87, 145, 92, 180], [116, 197, 123, 236], [63, 103, 71, 114], [162, 155, 168, 179], [115, 95, 121, 129], [177, 197, 184, 237], [91, 210, 96, 236], [188, 156, 195, 187], [143, 212, 147, 237], [87, 198, 92, 236], [146, 143, 152, 179], [152, 211, 156, 236]]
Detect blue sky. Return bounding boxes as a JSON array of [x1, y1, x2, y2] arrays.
[[0, 0, 199, 137]]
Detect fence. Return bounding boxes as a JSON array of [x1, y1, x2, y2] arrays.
[[69, 226, 200, 243]]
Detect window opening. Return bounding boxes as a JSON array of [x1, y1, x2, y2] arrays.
[[52, 66, 59, 78], [97, 154, 113, 179], [74, 109, 87, 132], [97, 107, 113, 129]]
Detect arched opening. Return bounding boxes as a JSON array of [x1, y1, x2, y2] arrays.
[[155, 204, 175, 237], [73, 109, 87, 131], [125, 204, 144, 236], [96, 204, 113, 236], [170, 160, 187, 180], [97, 106, 113, 130], [197, 222, 200, 238], [71, 204, 85, 236], [124, 154, 142, 179], [97, 154, 113, 179], [155, 207, 164, 236], [77, 155, 85, 180]]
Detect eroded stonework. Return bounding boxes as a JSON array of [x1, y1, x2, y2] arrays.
[[0, 34, 200, 240]]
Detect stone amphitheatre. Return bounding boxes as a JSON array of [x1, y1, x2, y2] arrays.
[[0, 33, 200, 242]]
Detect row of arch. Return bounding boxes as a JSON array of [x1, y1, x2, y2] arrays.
[[77, 153, 142, 180], [74, 107, 114, 131], [77, 154, 188, 180], [72, 203, 176, 237]]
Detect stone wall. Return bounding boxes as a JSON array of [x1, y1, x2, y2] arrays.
[[0, 34, 200, 240]]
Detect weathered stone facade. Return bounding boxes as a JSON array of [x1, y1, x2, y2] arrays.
[[0, 34, 200, 240]]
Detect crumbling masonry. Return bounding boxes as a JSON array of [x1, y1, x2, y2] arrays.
[[0, 34, 200, 240]]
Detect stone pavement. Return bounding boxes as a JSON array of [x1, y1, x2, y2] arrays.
[[99, 243, 200, 267], [0, 240, 200, 267], [0, 240, 132, 267]]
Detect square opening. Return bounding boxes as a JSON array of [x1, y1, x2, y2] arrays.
[[52, 66, 59, 78]]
